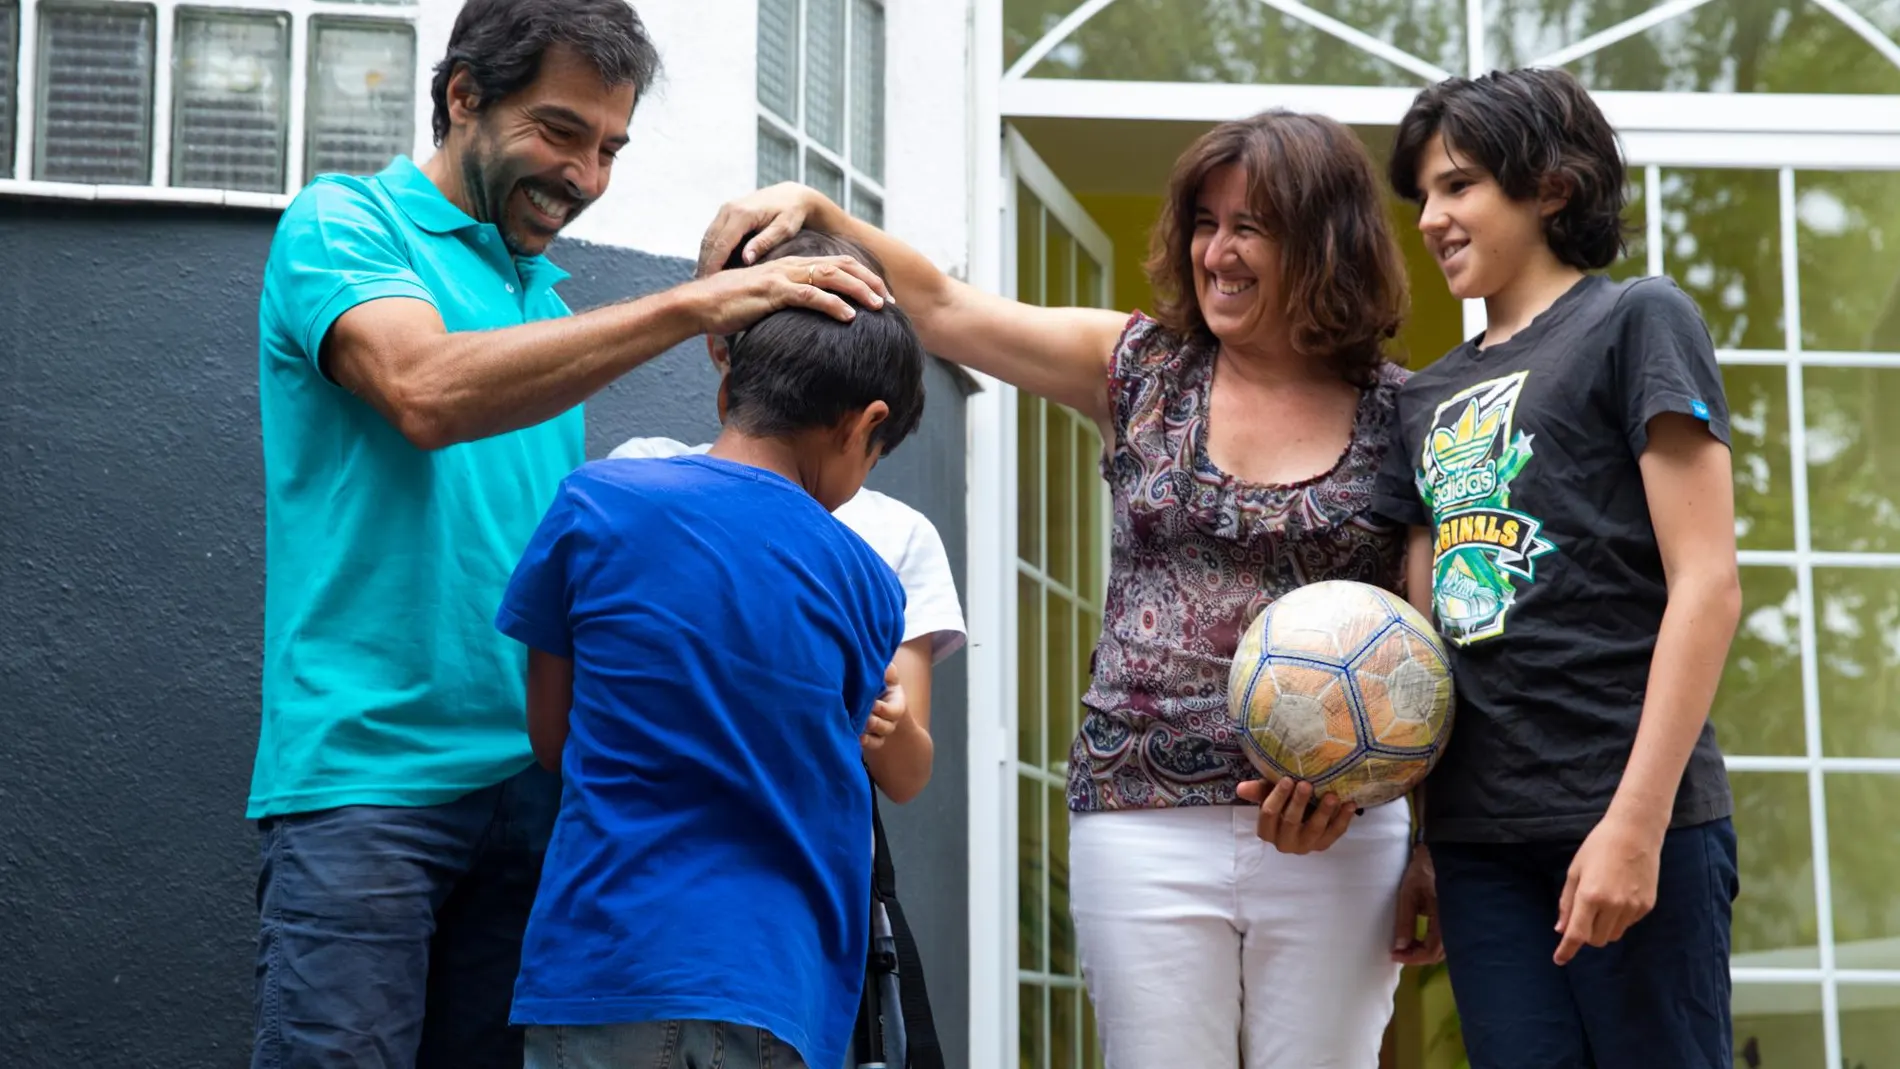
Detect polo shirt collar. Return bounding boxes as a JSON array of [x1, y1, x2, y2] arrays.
[[377, 156, 475, 235], [375, 155, 572, 289]]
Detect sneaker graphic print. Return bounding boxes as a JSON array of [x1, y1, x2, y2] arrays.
[[1415, 370, 1557, 646]]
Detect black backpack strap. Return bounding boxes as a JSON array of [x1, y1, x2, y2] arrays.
[[870, 789, 945, 1069]]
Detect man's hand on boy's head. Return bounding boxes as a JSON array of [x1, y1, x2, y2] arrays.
[[684, 255, 890, 337], [861, 665, 907, 753]]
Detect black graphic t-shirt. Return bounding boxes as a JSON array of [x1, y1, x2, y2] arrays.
[[1373, 274, 1734, 843]]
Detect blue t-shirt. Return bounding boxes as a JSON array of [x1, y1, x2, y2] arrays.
[[250, 156, 581, 819], [495, 455, 905, 1069]]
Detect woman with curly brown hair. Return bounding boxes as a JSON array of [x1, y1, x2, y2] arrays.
[[699, 110, 1436, 1068]]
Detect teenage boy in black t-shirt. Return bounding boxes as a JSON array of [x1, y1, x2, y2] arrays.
[[1375, 68, 1743, 1068]]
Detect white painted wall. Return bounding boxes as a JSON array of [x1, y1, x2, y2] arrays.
[[561, 0, 759, 258], [885, 0, 974, 278], [411, 0, 973, 268], [409, 0, 756, 260]]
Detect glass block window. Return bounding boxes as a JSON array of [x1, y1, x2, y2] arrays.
[[754, 0, 884, 222], [172, 9, 288, 192], [757, 0, 796, 122], [305, 19, 414, 183], [4, 0, 416, 195], [0, 2, 16, 176], [35, 3, 156, 184]]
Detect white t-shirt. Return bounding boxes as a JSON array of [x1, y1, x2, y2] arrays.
[[608, 436, 968, 664]]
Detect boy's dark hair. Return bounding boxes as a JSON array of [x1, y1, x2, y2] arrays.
[[431, 0, 662, 145], [723, 232, 926, 456], [1389, 68, 1629, 271]]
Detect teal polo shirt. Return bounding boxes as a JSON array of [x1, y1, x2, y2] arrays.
[[250, 156, 583, 819]]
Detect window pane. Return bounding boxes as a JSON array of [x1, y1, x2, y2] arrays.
[[1715, 566, 1803, 757], [1659, 168, 1784, 350], [1023, 0, 1426, 86], [1727, 364, 1793, 551], [172, 11, 289, 193], [1841, 987, 1900, 1068], [1730, 772, 1819, 969], [1004, 0, 1063, 70], [1018, 777, 1045, 973], [1796, 171, 1900, 352], [1017, 184, 1044, 304], [306, 20, 414, 182], [1826, 772, 1900, 968], [1732, 983, 1825, 1068], [1076, 250, 1104, 311], [804, 148, 843, 205], [1018, 390, 1043, 566], [1047, 406, 1075, 592], [0, 1, 16, 176], [1045, 221, 1075, 308], [1076, 421, 1101, 603], [848, 0, 882, 180], [36, 4, 155, 184], [847, 183, 881, 227], [1816, 568, 1900, 758], [1018, 573, 1044, 768], [803, 0, 844, 150], [1048, 596, 1075, 775], [1607, 166, 1647, 282], [757, 121, 796, 188], [756, 0, 798, 122], [1518, 1, 1900, 95], [1048, 785, 1074, 977], [1051, 983, 1079, 1069], [1805, 368, 1900, 554], [1020, 983, 1046, 1069]]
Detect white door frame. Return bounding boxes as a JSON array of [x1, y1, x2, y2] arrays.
[[965, 70, 1117, 1064]]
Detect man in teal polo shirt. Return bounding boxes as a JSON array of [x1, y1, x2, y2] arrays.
[[248, 1, 890, 1066]]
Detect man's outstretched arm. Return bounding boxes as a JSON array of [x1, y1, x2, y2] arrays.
[[324, 253, 892, 450]]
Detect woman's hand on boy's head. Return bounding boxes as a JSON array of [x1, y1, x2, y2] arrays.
[[861, 666, 907, 753], [698, 182, 832, 279]]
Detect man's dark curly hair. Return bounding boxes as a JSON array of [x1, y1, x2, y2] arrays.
[[430, 0, 661, 145], [1389, 68, 1630, 271]]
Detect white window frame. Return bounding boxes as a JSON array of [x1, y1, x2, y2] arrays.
[[1, 0, 419, 208], [969, 2, 1900, 1066], [755, 0, 886, 221]]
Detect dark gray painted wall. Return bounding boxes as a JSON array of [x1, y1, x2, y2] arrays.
[[0, 199, 968, 1069]]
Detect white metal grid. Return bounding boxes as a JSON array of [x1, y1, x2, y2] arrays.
[[1635, 160, 1900, 1069], [1005, 125, 1114, 1069], [1, 0, 414, 207], [754, 0, 885, 221]]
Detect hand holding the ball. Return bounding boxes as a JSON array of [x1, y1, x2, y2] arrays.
[[861, 666, 906, 754], [1235, 777, 1356, 854]]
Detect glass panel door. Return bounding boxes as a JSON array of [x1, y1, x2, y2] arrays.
[[1005, 125, 1114, 1069]]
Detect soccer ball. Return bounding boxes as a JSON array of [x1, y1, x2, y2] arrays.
[[1227, 580, 1454, 809]]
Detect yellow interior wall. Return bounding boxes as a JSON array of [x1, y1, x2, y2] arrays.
[[1074, 191, 1465, 372]]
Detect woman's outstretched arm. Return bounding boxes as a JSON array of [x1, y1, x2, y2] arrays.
[[699, 184, 1129, 436]]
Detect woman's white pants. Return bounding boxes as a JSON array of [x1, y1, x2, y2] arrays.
[[1070, 802, 1410, 1069]]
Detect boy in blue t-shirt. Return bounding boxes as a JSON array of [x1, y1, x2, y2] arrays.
[[493, 273, 926, 1069]]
